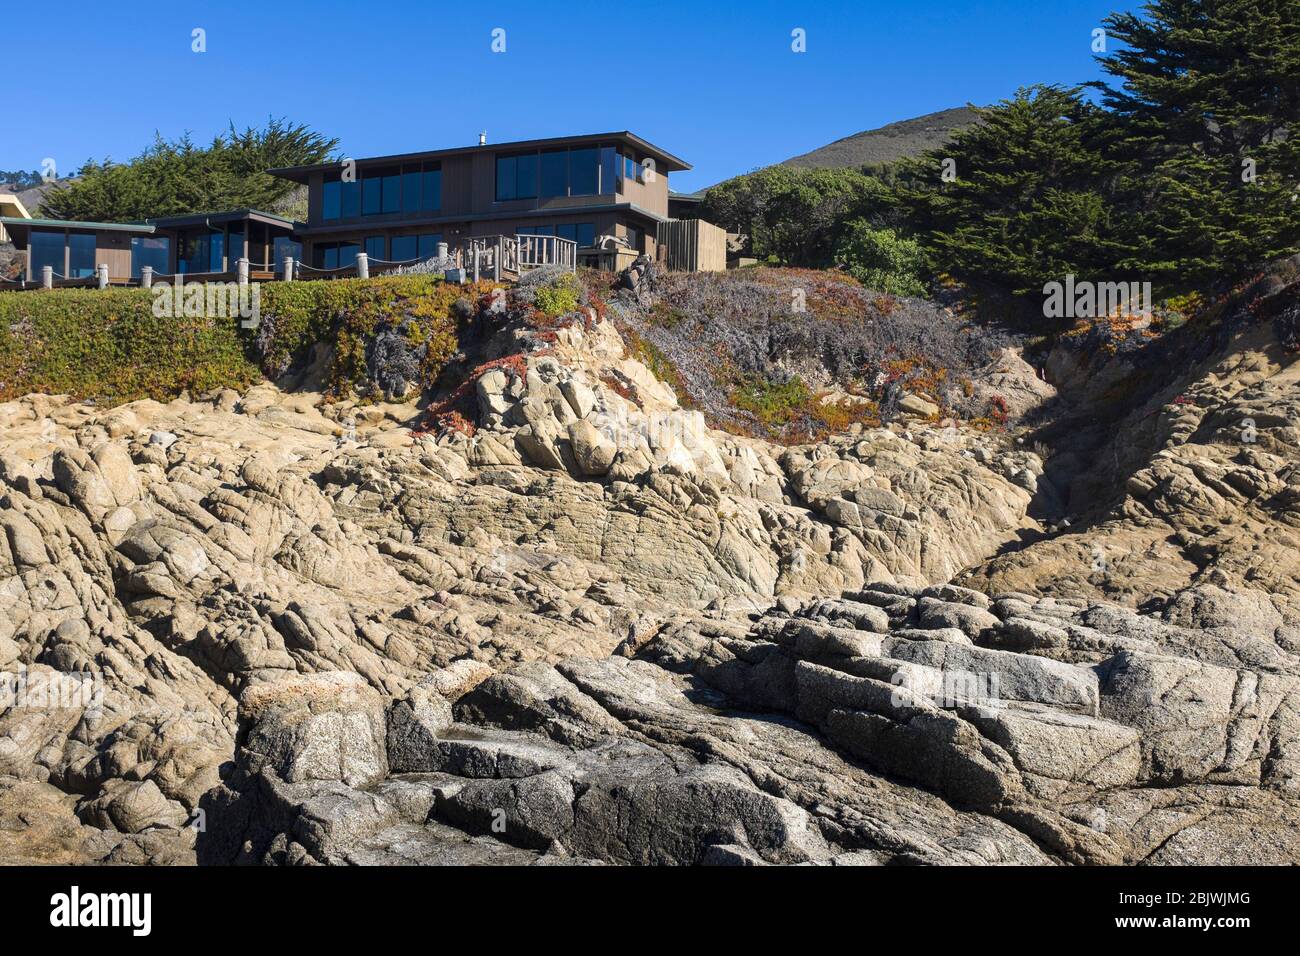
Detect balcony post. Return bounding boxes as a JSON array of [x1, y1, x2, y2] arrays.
[[493, 237, 502, 280], [283, 256, 295, 281], [356, 253, 369, 279], [237, 257, 250, 286], [41, 265, 53, 289], [97, 263, 109, 289], [437, 241, 448, 259], [141, 266, 153, 288]]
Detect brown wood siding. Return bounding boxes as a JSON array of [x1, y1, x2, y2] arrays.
[[656, 218, 726, 272], [95, 231, 133, 280]]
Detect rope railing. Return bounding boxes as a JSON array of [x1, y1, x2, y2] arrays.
[[293, 260, 358, 275]]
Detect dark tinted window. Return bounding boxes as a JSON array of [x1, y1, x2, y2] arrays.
[[600, 148, 618, 195], [382, 173, 401, 213], [341, 180, 361, 217], [29, 229, 63, 278], [228, 227, 245, 264], [540, 150, 567, 197], [131, 236, 170, 277], [273, 237, 300, 273], [417, 234, 442, 258], [322, 180, 342, 220], [179, 232, 205, 273], [391, 235, 417, 261], [68, 233, 96, 277], [515, 153, 538, 198], [575, 222, 595, 247], [556, 223, 577, 243], [365, 236, 385, 260], [402, 171, 421, 213], [496, 155, 516, 200], [422, 168, 441, 211], [209, 231, 225, 272], [362, 176, 382, 215], [568, 148, 597, 195]]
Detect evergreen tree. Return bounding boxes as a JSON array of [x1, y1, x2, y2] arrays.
[[38, 119, 337, 222], [701, 166, 886, 267], [1093, 0, 1300, 284], [894, 86, 1124, 300]]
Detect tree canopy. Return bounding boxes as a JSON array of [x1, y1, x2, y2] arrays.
[[38, 119, 337, 222]]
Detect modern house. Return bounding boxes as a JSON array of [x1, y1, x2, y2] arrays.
[[268, 131, 689, 273], [0, 209, 299, 284], [1, 131, 722, 289]]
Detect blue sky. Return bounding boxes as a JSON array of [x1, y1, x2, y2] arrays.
[[5, 0, 1124, 192]]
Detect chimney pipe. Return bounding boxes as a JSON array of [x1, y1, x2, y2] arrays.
[[478, 131, 487, 146]]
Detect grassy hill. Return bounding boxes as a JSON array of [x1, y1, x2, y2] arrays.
[[779, 106, 981, 170], [685, 107, 981, 196]]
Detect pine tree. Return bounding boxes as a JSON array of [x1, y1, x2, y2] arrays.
[[38, 119, 337, 222], [1093, 0, 1300, 285], [894, 86, 1125, 302]]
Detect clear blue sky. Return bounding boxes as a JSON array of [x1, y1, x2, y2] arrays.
[[5, 0, 1123, 192]]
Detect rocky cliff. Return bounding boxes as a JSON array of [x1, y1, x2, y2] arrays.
[[1, 264, 1297, 866]]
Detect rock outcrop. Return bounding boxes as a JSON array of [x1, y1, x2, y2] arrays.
[[1, 268, 1297, 866]]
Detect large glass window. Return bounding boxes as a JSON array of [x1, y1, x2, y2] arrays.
[[600, 147, 618, 195], [362, 176, 382, 215], [273, 237, 301, 273], [515, 153, 538, 199], [209, 231, 225, 272], [228, 227, 245, 265], [364, 236, 386, 260], [68, 233, 96, 277], [540, 150, 567, 198], [554, 222, 595, 247], [29, 230, 64, 278], [131, 236, 170, 277], [322, 179, 342, 220], [421, 167, 441, 211], [496, 154, 537, 200], [316, 242, 360, 269], [417, 234, 442, 259], [496, 155, 516, 200], [401, 171, 422, 214], [179, 232, 210, 274], [382, 172, 401, 214], [341, 179, 361, 217], [568, 148, 598, 196], [390, 235, 417, 261]]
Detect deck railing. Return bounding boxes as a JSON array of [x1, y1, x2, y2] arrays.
[[459, 235, 576, 280]]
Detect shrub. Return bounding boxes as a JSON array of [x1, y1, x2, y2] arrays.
[[531, 272, 583, 318], [834, 220, 928, 297], [0, 286, 258, 405], [0, 274, 501, 406]]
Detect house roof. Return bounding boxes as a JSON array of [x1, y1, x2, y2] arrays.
[[0, 217, 156, 247], [269, 131, 692, 182], [0, 194, 31, 220], [145, 208, 300, 230]]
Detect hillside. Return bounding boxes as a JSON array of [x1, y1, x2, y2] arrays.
[[685, 107, 981, 196], [779, 106, 981, 170]]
